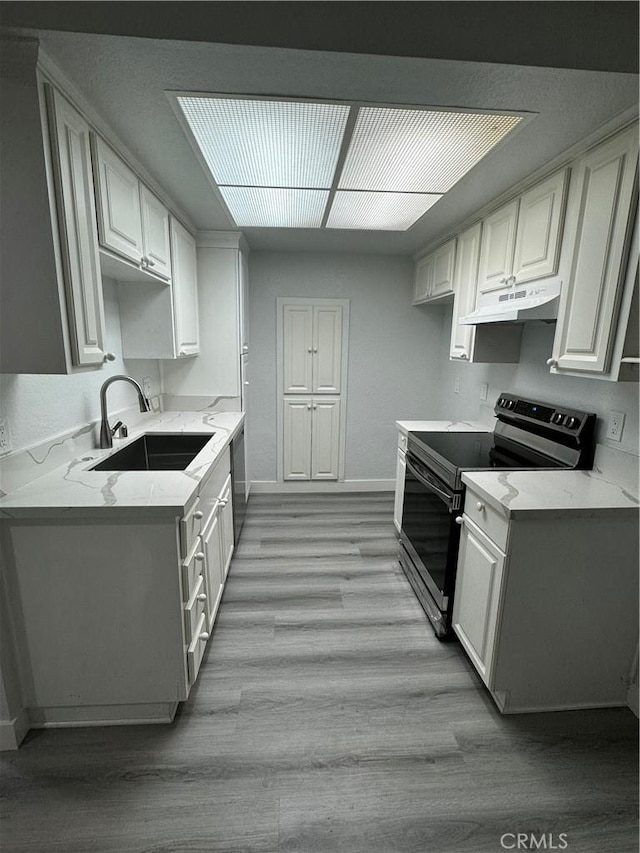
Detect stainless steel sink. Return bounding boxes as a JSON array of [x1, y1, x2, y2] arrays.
[[91, 433, 213, 471]]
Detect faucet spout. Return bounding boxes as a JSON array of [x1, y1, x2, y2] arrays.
[[99, 375, 151, 449]]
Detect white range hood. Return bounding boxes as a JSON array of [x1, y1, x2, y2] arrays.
[[459, 279, 562, 325]]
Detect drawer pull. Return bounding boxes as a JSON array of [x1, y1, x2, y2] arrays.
[[199, 632, 210, 642], [195, 552, 205, 562], [194, 510, 204, 520], [219, 498, 228, 507], [455, 516, 464, 526], [476, 502, 485, 512], [197, 592, 207, 602]]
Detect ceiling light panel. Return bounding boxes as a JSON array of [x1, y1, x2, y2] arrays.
[[176, 96, 350, 189], [339, 108, 522, 193], [326, 191, 442, 231], [219, 186, 329, 228]]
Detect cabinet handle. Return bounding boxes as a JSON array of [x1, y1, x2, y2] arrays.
[[140, 257, 147, 268], [244, 381, 250, 386], [195, 552, 205, 562], [103, 352, 116, 362], [308, 348, 313, 353], [476, 502, 485, 512], [147, 257, 156, 267], [199, 631, 210, 642], [219, 498, 228, 507], [460, 352, 468, 360], [313, 404, 317, 409], [546, 358, 558, 368], [307, 404, 312, 410], [455, 516, 464, 525], [509, 274, 516, 285], [313, 348, 318, 353], [500, 276, 507, 284], [197, 593, 207, 602], [194, 510, 204, 520], [242, 344, 249, 353]]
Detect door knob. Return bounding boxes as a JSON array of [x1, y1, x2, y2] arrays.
[[546, 358, 558, 367], [455, 516, 464, 525]]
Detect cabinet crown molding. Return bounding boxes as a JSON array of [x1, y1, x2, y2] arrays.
[[196, 231, 248, 252]]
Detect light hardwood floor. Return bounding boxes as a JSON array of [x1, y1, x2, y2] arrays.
[[1, 493, 638, 852]]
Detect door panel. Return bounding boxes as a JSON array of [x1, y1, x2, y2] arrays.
[[431, 238, 456, 298], [283, 306, 313, 393], [171, 218, 199, 357], [140, 186, 171, 280], [93, 136, 143, 264], [450, 223, 481, 361], [283, 397, 312, 480], [313, 306, 342, 393], [311, 398, 340, 480], [513, 169, 568, 284], [477, 200, 518, 295], [201, 512, 223, 632]]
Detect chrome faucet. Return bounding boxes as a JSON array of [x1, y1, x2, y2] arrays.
[[99, 375, 151, 449]]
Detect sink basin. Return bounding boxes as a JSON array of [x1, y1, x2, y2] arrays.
[[91, 433, 213, 471]]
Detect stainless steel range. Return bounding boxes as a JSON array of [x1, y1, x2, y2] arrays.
[[398, 394, 596, 637]]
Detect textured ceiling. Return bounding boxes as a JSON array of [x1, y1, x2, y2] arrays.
[[5, 25, 639, 255]]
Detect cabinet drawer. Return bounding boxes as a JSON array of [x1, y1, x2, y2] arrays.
[[187, 612, 209, 685], [198, 448, 231, 526], [184, 573, 207, 643], [179, 497, 204, 559], [463, 489, 510, 553], [181, 542, 205, 601]]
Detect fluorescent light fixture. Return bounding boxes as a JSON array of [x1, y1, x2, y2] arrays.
[[172, 93, 526, 231], [219, 187, 329, 228], [326, 191, 442, 231], [176, 96, 349, 188], [339, 108, 523, 193]]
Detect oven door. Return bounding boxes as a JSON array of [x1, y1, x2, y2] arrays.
[[400, 453, 462, 613]]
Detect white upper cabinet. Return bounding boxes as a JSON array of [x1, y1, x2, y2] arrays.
[[93, 136, 171, 282], [413, 238, 456, 304], [512, 169, 568, 285], [171, 218, 199, 358], [477, 199, 519, 296], [449, 223, 481, 361], [550, 125, 638, 379], [140, 185, 172, 280], [45, 86, 107, 368], [283, 305, 343, 394]]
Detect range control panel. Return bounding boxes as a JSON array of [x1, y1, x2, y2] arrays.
[[495, 394, 594, 434]]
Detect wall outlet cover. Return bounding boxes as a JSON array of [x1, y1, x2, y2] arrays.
[[0, 418, 12, 454], [606, 411, 625, 442], [480, 383, 488, 401], [454, 377, 460, 394], [142, 377, 152, 397]]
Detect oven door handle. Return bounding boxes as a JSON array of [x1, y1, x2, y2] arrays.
[[405, 456, 456, 508]]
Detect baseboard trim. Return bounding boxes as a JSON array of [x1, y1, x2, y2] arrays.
[[0, 709, 30, 751], [28, 702, 178, 728], [250, 480, 395, 494]]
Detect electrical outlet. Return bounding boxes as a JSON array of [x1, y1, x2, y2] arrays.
[[606, 411, 625, 442], [0, 418, 12, 454], [142, 377, 152, 397], [480, 383, 488, 401], [454, 377, 460, 394]]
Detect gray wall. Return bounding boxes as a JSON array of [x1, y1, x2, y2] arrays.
[[0, 278, 162, 455], [435, 303, 640, 456], [248, 251, 448, 482]]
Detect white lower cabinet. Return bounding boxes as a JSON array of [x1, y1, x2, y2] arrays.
[[283, 397, 340, 481], [393, 432, 407, 533], [452, 486, 639, 713], [1, 446, 236, 730]]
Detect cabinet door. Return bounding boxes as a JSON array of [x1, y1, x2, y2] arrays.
[[140, 185, 171, 280], [170, 218, 199, 357], [477, 199, 519, 296], [219, 474, 234, 579], [46, 87, 107, 367], [393, 448, 406, 533], [512, 169, 568, 285], [430, 238, 457, 298], [450, 223, 481, 361], [201, 512, 223, 632], [413, 255, 433, 303], [283, 306, 313, 393], [552, 127, 638, 375], [311, 398, 340, 480], [452, 520, 505, 687], [313, 305, 342, 393], [283, 397, 312, 480], [93, 136, 144, 265]]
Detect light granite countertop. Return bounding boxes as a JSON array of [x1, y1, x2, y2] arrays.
[[462, 468, 639, 518], [395, 419, 489, 434], [0, 411, 244, 518]]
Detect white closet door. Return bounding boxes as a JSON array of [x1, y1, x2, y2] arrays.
[[313, 306, 342, 393], [311, 398, 340, 480], [283, 398, 312, 480], [46, 86, 107, 366], [283, 306, 313, 393]]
